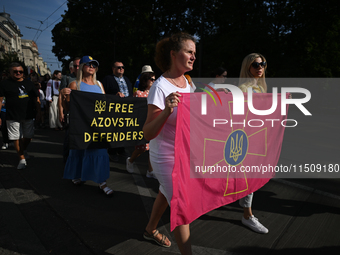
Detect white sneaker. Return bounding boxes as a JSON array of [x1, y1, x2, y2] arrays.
[[126, 157, 134, 173], [1, 143, 8, 150], [17, 159, 27, 170], [146, 171, 156, 179], [241, 215, 268, 234], [146, 170, 157, 180]]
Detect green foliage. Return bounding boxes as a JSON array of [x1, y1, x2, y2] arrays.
[[52, 0, 340, 79]]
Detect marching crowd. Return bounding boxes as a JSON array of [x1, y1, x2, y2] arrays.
[[0, 32, 270, 255]]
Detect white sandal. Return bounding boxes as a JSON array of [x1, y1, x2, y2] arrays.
[[72, 178, 82, 185], [99, 182, 114, 196]]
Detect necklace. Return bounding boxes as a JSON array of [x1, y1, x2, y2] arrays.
[[167, 72, 186, 88]]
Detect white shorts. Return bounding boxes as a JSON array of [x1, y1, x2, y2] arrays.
[[7, 119, 34, 140]]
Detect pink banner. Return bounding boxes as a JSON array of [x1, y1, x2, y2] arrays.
[[170, 92, 288, 231]]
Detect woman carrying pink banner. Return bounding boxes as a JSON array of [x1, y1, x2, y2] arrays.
[[142, 32, 196, 254]]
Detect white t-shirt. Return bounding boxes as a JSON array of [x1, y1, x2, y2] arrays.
[[39, 89, 46, 108], [45, 79, 61, 100], [147, 75, 191, 162], [204, 82, 215, 92]]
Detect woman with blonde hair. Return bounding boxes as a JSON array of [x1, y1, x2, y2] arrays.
[[63, 56, 112, 196], [237, 53, 269, 234], [239, 53, 267, 93]]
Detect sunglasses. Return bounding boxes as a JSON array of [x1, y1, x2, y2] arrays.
[[85, 62, 98, 68], [73, 65, 79, 68], [115, 66, 125, 70], [13, 70, 24, 74], [149, 78, 156, 81], [251, 62, 266, 69]]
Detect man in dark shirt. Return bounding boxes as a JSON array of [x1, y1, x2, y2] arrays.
[[0, 62, 40, 169], [102, 60, 133, 97], [102, 61, 133, 161]]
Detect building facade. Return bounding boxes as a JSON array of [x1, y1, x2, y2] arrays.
[[0, 12, 50, 75], [0, 12, 21, 59]]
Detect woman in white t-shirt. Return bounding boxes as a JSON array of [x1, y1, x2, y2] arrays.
[[142, 32, 196, 255]]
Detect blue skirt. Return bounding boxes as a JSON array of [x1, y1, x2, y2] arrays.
[[63, 148, 110, 183]]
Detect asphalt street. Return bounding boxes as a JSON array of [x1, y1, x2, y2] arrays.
[[0, 108, 339, 255]]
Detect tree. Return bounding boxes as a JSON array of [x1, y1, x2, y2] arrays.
[[283, 0, 340, 77], [52, 0, 205, 79], [52, 0, 340, 79], [0, 52, 27, 75]]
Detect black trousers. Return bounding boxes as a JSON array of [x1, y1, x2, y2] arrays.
[[0, 111, 9, 143]]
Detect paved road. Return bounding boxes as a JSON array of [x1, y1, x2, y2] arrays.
[[0, 110, 339, 255]]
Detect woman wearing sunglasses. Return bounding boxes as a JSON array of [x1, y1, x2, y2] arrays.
[[63, 56, 113, 196], [126, 71, 156, 178], [239, 53, 267, 93], [237, 53, 269, 234]]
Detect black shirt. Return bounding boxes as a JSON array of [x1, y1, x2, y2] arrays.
[[0, 78, 39, 120]]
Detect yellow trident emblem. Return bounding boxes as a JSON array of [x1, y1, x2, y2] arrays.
[[95, 100, 106, 114], [229, 133, 243, 162]]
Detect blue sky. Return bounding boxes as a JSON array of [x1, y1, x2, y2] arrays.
[[0, 0, 68, 73]]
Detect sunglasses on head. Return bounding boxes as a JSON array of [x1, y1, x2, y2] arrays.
[[85, 62, 98, 68], [115, 66, 124, 70], [251, 62, 266, 69], [13, 70, 24, 74]]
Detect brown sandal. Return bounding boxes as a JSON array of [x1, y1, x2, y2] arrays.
[[143, 229, 171, 248]]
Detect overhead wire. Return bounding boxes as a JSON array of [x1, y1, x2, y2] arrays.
[[24, 1, 68, 70], [41, 1, 67, 23], [33, 0, 67, 42], [32, 23, 43, 41], [35, 16, 63, 41], [9, 11, 43, 23]]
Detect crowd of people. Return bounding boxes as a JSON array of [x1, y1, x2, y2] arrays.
[[0, 31, 271, 254]]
